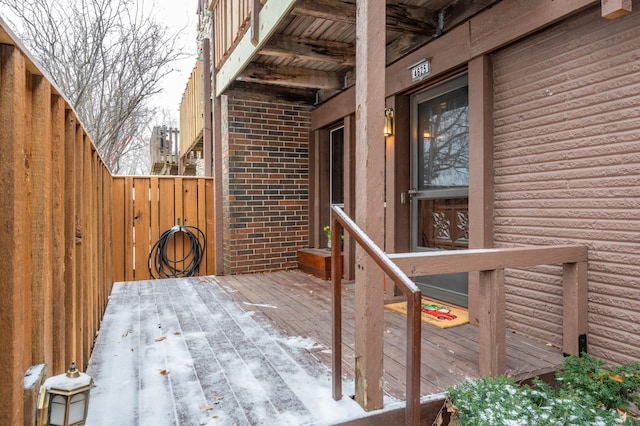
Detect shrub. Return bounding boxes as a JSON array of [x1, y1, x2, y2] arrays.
[[447, 354, 640, 425]]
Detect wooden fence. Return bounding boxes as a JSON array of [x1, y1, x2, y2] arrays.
[[111, 176, 215, 282], [0, 26, 113, 425], [0, 20, 216, 425]]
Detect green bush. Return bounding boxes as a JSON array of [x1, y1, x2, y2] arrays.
[[447, 354, 640, 425]]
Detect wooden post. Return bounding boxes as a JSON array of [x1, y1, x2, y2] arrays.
[[331, 213, 343, 401], [342, 114, 356, 280], [251, 0, 262, 45], [354, 0, 386, 411], [203, 38, 213, 178], [563, 261, 588, 355], [211, 33, 225, 275], [0, 44, 28, 426], [468, 55, 494, 325], [405, 291, 422, 425], [478, 268, 505, 376], [308, 130, 318, 247]]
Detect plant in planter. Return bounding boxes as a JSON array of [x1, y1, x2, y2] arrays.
[[446, 354, 640, 425], [323, 225, 331, 248]]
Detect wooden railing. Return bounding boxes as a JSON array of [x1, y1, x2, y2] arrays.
[[111, 176, 215, 282], [330, 206, 588, 425], [179, 59, 204, 157], [331, 207, 422, 425], [212, 0, 252, 69], [0, 20, 216, 425]]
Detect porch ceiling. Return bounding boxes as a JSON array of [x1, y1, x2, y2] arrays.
[[224, 0, 501, 104]]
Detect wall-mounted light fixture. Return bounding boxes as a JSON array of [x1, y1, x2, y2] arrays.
[[383, 108, 394, 137], [37, 362, 93, 426]]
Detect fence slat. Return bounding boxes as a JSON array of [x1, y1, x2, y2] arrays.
[[111, 178, 126, 282], [133, 178, 152, 280], [30, 75, 53, 367], [63, 112, 77, 371], [51, 94, 66, 374]]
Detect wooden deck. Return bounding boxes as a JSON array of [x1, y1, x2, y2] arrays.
[[86, 270, 564, 425]]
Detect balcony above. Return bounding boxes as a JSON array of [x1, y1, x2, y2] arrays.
[[210, 0, 501, 104]]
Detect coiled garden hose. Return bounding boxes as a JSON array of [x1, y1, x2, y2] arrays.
[[148, 224, 206, 279]]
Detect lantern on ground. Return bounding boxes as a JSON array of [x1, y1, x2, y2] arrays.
[[37, 362, 92, 426]]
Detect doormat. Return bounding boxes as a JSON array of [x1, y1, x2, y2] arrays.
[[385, 297, 469, 329]]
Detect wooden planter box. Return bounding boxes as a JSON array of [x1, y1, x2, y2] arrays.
[[297, 248, 342, 280]]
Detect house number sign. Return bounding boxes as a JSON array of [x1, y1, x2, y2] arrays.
[[409, 58, 431, 82]]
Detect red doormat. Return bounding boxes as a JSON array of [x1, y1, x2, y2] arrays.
[[385, 297, 469, 329]]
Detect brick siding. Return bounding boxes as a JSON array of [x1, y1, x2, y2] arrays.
[[221, 96, 311, 274]]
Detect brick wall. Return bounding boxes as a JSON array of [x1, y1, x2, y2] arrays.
[[221, 95, 311, 274]]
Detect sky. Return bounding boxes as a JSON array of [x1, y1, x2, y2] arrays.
[[149, 0, 199, 128]]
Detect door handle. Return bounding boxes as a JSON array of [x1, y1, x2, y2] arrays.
[[407, 188, 418, 198]]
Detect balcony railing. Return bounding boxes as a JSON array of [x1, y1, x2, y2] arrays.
[[211, 0, 252, 69], [179, 59, 204, 157]]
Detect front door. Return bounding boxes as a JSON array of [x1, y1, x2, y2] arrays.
[[411, 74, 469, 307]]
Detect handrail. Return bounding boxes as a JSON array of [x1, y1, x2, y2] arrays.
[[330, 206, 422, 425], [330, 205, 588, 425]]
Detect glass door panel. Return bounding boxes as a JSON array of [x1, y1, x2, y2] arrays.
[[411, 74, 469, 307]]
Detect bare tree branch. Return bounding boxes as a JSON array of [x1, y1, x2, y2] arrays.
[[1, 0, 183, 173]]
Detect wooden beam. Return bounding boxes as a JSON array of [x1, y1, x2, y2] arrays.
[[386, 2, 438, 36], [468, 55, 494, 326], [226, 80, 316, 104], [238, 63, 343, 90], [385, 33, 432, 65], [261, 34, 355, 66], [354, 0, 385, 413], [385, 0, 500, 64]]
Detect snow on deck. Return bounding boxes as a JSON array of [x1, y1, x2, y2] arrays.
[[85, 277, 370, 425]]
